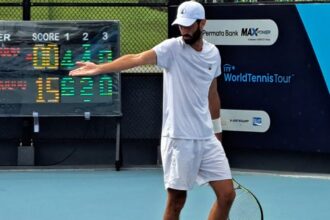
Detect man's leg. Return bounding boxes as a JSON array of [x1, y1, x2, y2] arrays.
[[208, 179, 235, 220], [163, 188, 187, 220]]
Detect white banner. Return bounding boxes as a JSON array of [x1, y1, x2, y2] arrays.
[[221, 109, 271, 132], [203, 19, 279, 46]]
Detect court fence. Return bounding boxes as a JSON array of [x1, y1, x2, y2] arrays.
[[0, 0, 323, 73], [0, 0, 169, 73], [0, 0, 328, 167]]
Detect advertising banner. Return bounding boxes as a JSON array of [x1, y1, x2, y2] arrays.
[[169, 4, 330, 152]]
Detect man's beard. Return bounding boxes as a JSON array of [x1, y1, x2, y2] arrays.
[[183, 28, 202, 45]]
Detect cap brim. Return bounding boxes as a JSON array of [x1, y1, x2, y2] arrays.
[[171, 17, 196, 26]]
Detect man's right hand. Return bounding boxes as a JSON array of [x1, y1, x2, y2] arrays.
[[215, 132, 222, 143], [69, 61, 99, 76]]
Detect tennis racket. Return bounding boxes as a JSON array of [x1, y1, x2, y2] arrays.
[[228, 178, 264, 220]]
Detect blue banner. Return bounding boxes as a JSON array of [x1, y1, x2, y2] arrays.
[[169, 4, 330, 152]]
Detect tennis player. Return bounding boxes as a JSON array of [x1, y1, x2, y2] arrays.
[[69, 1, 235, 219]]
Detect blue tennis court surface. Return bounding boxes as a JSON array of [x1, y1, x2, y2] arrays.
[[0, 168, 329, 220]]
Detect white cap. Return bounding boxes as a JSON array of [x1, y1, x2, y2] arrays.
[[172, 1, 205, 27]]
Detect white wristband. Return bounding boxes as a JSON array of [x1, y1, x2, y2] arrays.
[[212, 117, 222, 133]]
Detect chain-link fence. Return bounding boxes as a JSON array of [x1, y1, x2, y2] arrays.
[[0, 0, 327, 69], [0, 0, 168, 73], [0, 1, 22, 19]]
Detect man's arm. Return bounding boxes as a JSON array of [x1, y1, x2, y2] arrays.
[[208, 77, 222, 142], [69, 49, 157, 76]]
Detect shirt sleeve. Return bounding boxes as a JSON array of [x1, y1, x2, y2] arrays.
[[214, 48, 222, 78], [152, 38, 175, 70]]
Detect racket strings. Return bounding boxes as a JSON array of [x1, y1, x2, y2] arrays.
[[229, 182, 263, 220]]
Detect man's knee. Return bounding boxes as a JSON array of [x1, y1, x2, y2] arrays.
[[167, 188, 187, 211], [221, 188, 236, 204], [217, 186, 236, 205], [211, 180, 236, 205]]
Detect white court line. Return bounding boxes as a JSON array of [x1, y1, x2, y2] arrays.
[[1, 166, 330, 180], [0, 165, 161, 172], [232, 168, 330, 180]]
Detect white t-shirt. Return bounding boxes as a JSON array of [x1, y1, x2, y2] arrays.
[[153, 37, 221, 139]]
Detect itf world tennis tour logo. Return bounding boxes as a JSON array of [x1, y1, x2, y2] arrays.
[[222, 64, 295, 84]]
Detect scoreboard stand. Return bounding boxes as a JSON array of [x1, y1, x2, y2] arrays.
[[17, 117, 35, 166], [115, 117, 122, 171]]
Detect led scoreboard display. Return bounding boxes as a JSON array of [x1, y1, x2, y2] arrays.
[[0, 21, 120, 116]]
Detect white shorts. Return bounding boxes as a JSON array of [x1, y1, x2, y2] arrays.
[[160, 136, 232, 191]]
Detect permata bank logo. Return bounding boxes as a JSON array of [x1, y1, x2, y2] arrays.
[[222, 64, 295, 84], [203, 19, 278, 46]]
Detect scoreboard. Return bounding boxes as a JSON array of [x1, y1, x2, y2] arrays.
[[0, 21, 120, 116]]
